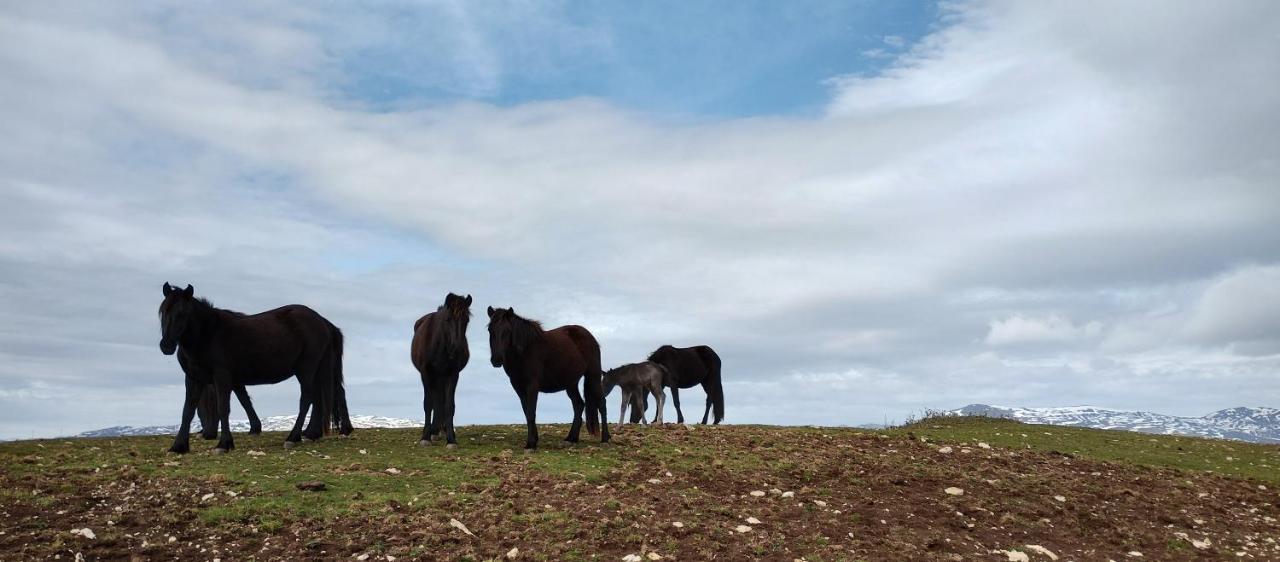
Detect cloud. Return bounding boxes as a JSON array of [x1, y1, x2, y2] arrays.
[[1, 1, 1278, 438], [1183, 265, 1280, 353]]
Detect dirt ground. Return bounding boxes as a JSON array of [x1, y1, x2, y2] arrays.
[[1, 422, 1278, 561]]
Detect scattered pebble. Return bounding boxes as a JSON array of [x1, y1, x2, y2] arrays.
[[1126, 552, 1143, 558], [506, 547, 520, 559], [749, 490, 765, 497], [646, 553, 662, 561], [359, 449, 368, 455], [168, 536, 177, 543], [384, 467, 402, 475], [1002, 551, 1029, 562], [201, 493, 215, 502], [69, 528, 96, 540], [734, 525, 753, 533], [781, 491, 795, 498], [1053, 495, 1066, 503], [296, 481, 327, 492], [746, 517, 761, 525], [978, 442, 992, 449], [647, 478, 661, 485], [622, 555, 642, 562], [449, 518, 475, 536], [945, 487, 965, 496], [246, 451, 266, 457], [813, 500, 827, 507], [1191, 538, 1211, 549], [671, 522, 684, 528], [1024, 545, 1058, 560], [356, 555, 369, 561], [938, 446, 953, 454]]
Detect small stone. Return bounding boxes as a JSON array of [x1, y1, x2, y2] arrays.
[[359, 449, 368, 455], [356, 555, 369, 561], [945, 487, 964, 496], [781, 491, 795, 498], [1024, 545, 1058, 560], [1002, 551, 1029, 562], [1126, 552, 1143, 558], [70, 528, 96, 540], [938, 446, 953, 454], [978, 442, 992, 449], [622, 555, 642, 562], [1191, 538, 1211, 549], [506, 547, 520, 559], [385, 467, 402, 475], [1053, 495, 1066, 503], [246, 450, 266, 457], [201, 493, 215, 502], [295, 481, 327, 492], [671, 521, 684, 528], [386, 556, 396, 561], [646, 553, 662, 561], [734, 525, 752, 533], [168, 536, 177, 543], [647, 478, 661, 485], [449, 518, 474, 536], [813, 500, 827, 507], [746, 517, 761, 524], [749, 490, 765, 497]]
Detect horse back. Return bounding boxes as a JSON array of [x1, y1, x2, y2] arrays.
[[410, 312, 435, 373], [217, 304, 335, 383], [542, 325, 600, 376]]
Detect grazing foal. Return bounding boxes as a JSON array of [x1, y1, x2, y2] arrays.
[[487, 306, 609, 450], [410, 293, 471, 447], [603, 362, 667, 425]]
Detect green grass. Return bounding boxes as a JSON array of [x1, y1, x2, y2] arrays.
[[888, 415, 1280, 484]]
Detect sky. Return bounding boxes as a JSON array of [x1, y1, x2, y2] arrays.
[[0, 1, 1277, 440]]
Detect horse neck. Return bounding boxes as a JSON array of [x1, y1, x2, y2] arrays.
[[178, 303, 223, 354], [431, 313, 466, 356]]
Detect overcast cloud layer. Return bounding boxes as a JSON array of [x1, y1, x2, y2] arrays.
[[1, 1, 1277, 439]]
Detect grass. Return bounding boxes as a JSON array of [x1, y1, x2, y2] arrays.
[[889, 414, 1280, 484]]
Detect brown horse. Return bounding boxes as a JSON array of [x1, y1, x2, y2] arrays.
[[158, 283, 345, 453], [410, 293, 471, 447], [648, 345, 724, 424], [486, 306, 608, 450]]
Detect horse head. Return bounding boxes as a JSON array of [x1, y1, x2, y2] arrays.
[[158, 282, 195, 355]]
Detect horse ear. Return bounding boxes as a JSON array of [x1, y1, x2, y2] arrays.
[[487, 306, 495, 317], [163, 282, 172, 296], [182, 284, 194, 298], [464, 294, 472, 306]]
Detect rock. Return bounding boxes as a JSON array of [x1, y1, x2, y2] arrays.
[[1052, 495, 1066, 503], [69, 528, 96, 540], [646, 553, 662, 561], [168, 536, 177, 543], [295, 481, 327, 492], [938, 446, 953, 454], [506, 547, 520, 559], [386, 556, 396, 561], [1002, 551, 1029, 562], [1024, 545, 1058, 560], [978, 442, 992, 449], [449, 518, 475, 536], [746, 517, 761, 525], [671, 521, 684, 528], [356, 555, 369, 561], [1191, 538, 1211, 549], [622, 555, 642, 562], [1126, 552, 1143, 558], [647, 479, 661, 485], [945, 487, 964, 496], [734, 525, 752, 533], [781, 491, 795, 498], [749, 490, 765, 497], [359, 449, 368, 455], [246, 450, 266, 457], [201, 493, 216, 502], [385, 468, 402, 475], [813, 500, 828, 507]]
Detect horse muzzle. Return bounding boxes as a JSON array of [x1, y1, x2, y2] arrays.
[[159, 340, 177, 355], [490, 356, 503, 368]]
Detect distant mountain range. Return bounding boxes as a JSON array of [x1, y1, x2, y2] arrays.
[[949, 404, 1280, 444], [77, 415, 420, 438]]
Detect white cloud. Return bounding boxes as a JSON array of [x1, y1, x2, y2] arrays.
[[1183, 265, 1280, 352], [985, 314, 1102, 346]]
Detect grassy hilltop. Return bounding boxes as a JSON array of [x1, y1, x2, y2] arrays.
[[1, 418, 1278, 561]]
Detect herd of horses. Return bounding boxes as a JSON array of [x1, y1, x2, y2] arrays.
[[157, 284, 725, 454]]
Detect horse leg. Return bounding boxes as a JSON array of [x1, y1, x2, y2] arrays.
[[302, 351, 333, 442], [213, 381, 235, 452], [618, 387, 630, 425], [424, 376, 440, 445], [169, 376, 203, 454], [197, 385, 218, 440], [671, 387, 684, 424], [444, 373, 459, 447], [430, 376, 447, 444], [653, 387, 666, 425], [565, 384, 585, 444], [234, 385, 261, 435], [285, 385, 313, 446], [520, 387, 540, 450]]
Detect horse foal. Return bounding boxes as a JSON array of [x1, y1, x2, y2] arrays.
[[603, 362, 667, 425]]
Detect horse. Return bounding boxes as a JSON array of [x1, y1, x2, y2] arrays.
[[157, 283, 347, 453], [603, 361, 667, 425], [410, 293, 472, 448], [647, 345, 724, 424], [486, 306, 609, 450], [195, 382, 260, 439]]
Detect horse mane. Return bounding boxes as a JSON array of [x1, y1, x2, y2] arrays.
[[646, 345, 673, 363], [194, 297, 245, 317], [506, 311, 545, 352], [428, 304, 469, 357]]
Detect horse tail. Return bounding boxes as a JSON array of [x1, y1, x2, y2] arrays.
[[704, 347, 725, 424], [323, 322, 345, 435], [580, 330, 603, 437]]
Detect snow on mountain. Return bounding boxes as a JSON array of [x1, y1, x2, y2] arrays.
[[950, 404, 1280, 444], [76, 414, 419, 438]]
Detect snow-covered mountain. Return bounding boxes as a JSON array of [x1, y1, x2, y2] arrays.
[[950, 404, 1280, 444], [77, 414, 420, 438]]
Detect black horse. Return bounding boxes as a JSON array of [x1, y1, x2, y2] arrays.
[[158, 283, 347, 453], [410, 293, 471, 447], [487, 306, 608, 450], [647, 345, 724, 424], [195, 382, 260, 439]]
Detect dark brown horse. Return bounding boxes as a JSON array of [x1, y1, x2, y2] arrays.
[[195, 382, 260, 439], [648, 345, 724, 424], [486, 306, 608, 450], [410, 293, 471, 447], [158, 283, 346, 453]]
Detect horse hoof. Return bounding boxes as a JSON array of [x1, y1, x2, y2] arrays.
[[418, 439, 432, 447], [337, 433, 350, 439], [445, 443, 457, 450], [302, 437, 314, 442], [283, 441, 297, 449], [523, 447, 536, 454], [212, 448, 228, 455]]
